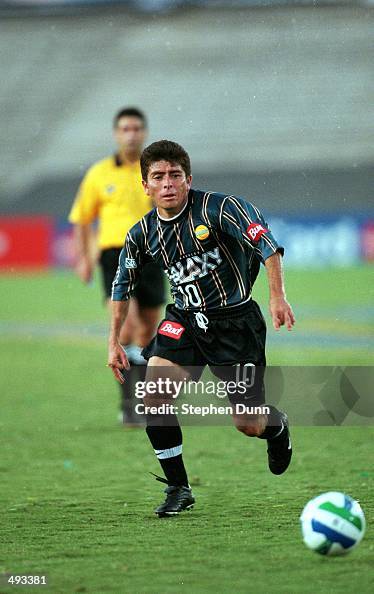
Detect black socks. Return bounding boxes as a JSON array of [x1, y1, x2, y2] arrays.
[[146, 420, 189, 487], [257, 405, 284, 440]]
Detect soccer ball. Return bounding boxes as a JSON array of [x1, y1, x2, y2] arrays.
[[300, 491, 366, 556]]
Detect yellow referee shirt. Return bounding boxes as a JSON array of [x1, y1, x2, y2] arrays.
[[69, 155, 152, 249]]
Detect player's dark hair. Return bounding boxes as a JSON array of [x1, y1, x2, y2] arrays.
[[113, 107, 147, 128], [141, 140, 191, 180]]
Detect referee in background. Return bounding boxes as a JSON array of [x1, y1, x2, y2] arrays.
[[69, 107, 165, 426]]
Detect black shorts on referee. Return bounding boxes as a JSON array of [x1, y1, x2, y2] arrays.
[[99, 247, 165, 307]]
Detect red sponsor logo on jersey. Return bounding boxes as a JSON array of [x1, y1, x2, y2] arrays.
[[246, 222, 268, 243], [158, 321, 185, 340]]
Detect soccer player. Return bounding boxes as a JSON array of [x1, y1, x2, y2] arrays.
[[108, 140, 295, 516], [69, 108, 165, 425]]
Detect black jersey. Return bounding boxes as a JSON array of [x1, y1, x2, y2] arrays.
[[112, 189, 283, 312]]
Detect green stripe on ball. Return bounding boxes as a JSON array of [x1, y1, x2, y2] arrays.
[[319, 502, 363, 531]]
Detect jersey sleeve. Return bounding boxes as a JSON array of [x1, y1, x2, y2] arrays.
[[218, 195, 284, 263], [68, 167, 100, 225], [111, 227, 144, 301]]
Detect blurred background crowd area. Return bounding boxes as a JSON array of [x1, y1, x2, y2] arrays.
[[0, 0, 373, 271]]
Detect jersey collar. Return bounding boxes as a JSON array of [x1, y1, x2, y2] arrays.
[[156, 189, 193, 224]]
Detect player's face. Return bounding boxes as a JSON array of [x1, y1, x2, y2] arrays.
[[142, 161, 192, 217], [113, 116, 147, 154]]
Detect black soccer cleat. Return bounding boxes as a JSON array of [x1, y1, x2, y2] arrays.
[[152, 474, 195, 517], [267, 412, 292, 475]]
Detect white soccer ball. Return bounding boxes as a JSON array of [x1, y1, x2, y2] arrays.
[[300, 491, 366, 556]]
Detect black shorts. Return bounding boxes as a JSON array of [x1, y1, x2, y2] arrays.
[[98, 248, 165, 307], [142, 300, 267, 404], [142, 299, 266, 366]]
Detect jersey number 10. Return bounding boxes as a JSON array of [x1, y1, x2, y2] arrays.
[[178, 284, 202, 307]]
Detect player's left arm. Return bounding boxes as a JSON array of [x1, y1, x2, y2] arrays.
[[264, 252, 295, 331], [217, 194, 295, 330]]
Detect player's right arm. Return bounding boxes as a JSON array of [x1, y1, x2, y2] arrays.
[[68, 167, 100, 284], [108, 226, 145, 383], [108, 300, 131, 383]]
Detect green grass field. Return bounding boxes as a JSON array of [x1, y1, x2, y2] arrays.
[[0, 266, 373, 593]]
